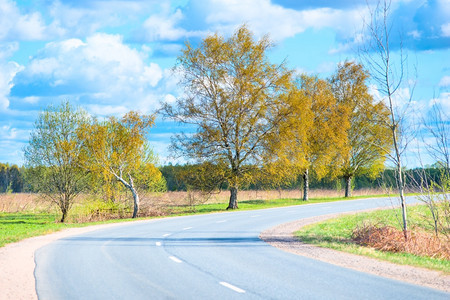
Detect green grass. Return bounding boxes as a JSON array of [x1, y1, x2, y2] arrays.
[[295, 206, 450, 273], [0, 212, 138, 248]]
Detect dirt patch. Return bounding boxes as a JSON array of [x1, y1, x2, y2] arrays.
[[260, 212, 450, 293]]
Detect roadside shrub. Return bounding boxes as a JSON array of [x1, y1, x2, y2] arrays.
[[71, 199, 131, 222], [352, 222, 450, 260]]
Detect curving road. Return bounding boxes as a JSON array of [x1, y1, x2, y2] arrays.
[[35, 197, 449, 299]]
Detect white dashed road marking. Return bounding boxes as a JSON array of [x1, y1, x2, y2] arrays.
[[183, 227, 193, 230], [219, 282, 246, 293], [155, 242, 162, 246], [169, 256, 182, 263]]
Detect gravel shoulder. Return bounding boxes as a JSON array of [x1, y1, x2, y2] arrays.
[[260, 212, 450, 293]]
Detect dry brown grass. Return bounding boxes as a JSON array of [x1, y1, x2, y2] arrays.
[[1, 188, 386, 222], [0, 193, 47, 213], [352, 223, 450, 260]]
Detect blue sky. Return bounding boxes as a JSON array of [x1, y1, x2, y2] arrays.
[[0, 0, 449, 167]]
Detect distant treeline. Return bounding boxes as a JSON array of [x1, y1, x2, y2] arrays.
[[1, 162, 444, 194], [0, 163, 24, 193], [159, 164, 445, 193]]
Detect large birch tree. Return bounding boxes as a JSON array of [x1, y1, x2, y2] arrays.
[[162, 25, 293, 209]]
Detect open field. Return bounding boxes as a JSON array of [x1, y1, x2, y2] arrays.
[[0, 188, 386, 214]]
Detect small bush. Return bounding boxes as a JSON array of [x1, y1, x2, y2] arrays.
[[70, 199, 131, 222]]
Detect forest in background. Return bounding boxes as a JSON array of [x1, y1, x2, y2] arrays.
[[0, 161, 445, 195]]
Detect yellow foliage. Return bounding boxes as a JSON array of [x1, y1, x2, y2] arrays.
[[163, 24, 294, 206], [330, 61, 392, 180]]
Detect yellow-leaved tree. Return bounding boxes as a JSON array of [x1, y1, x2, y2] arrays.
[[296, 75, 350, 200], [330, 61, 392, 197], [162, 25, 293, 209], [78, 111, 164, 218]]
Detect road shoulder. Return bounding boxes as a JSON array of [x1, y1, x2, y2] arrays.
[[260, 212, 450, 293]]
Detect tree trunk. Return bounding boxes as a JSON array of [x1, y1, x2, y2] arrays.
[[131, 186, 140, 218], [303, 169, 309, 201], [115, 173, 140, 218], [60, 209, 67, 223], [227, 186, 238, 209], [396, 155, 408, 240], [60, 197, 68, 223], [344, 175, 352, 198]]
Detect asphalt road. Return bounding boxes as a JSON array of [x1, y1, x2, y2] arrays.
[[35, 197, 449, 299]]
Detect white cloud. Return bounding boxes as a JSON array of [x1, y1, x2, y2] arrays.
[[430, 92, 450, 115], [142, 9, 189, 42], [199, 0, 367, 41], [0, 0, 46, 41], [164, 94, 176, 103], [408, 30, 421, 39], [439, 75, 450, 87], [12, 33, 166, 116], [133, 0, 368, 45], [368, 84, 382, 102], [0, 42, 18, 60], [368, 84, 416, 113], [86, 104, 129, 116], [0, 61, 23, 111], [23, 96, 39, 104], [46, 0, 149, 39]]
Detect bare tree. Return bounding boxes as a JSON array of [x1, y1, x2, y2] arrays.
[[359, 0, 416, 238], [411, 102, 450, 239], [424, 102, 450, 173]]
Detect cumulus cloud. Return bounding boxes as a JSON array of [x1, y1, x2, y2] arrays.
[[192, 0, 365, 41], [45, 0, 150, 39], [11, 33, 166, 116], [131, 0, 367, 47], [0, 0, 46, 41]]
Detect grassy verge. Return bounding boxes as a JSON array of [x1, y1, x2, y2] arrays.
[[295, 205, 450, 273], [0, 212, 137, 248]]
